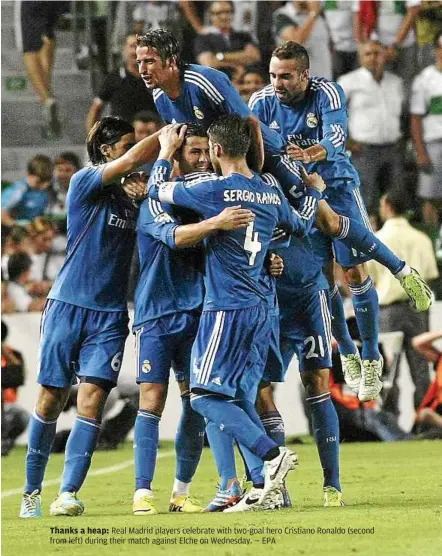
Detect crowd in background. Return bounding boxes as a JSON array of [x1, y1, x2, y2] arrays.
[[2, 1, 442, 451]]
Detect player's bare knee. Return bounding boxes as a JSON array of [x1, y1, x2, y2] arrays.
[[77, 382, 110, 420], [343, 264, 368, 285], [139, 383, 167, 416], [301, 369, 330, 397], [35, 385, 70, 420]]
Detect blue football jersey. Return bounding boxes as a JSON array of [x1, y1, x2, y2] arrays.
[[153, 64, 285, 157], [260, 173, 328, 295], [133, 196, 204, 329], [48, 166, 138, 311], [249, 78, 360, 186], [148, 160, 322, 311]]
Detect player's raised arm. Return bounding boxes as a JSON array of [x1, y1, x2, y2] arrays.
[[95, 126, 162, 186], [278, 167, 326, 237]]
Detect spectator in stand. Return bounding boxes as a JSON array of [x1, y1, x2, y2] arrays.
[[15, 1, 68, 136], [194, 1, 261, 79], [48, 152, 81, 227], [415, 1, 442, 70], [132, 111, 164, 144], [86, 34, 157, 133], [238, 68, 266, 102], [27, 217, 61, 294], [272, 1, 332, 79], [1, 155, 53, 228], [7, 252, 46, 313], [367, 190, 439, 412], [354, 0, 420, 98], [322, 0, 358, 79], [1, 226, 30, 281], [131, 1, 183, 39], [338, 40, 404, 216], [410, 32, 442, 229], [1, 321, 29, 457], [132, 111, 164, 176], [412, 330, 442, 439]]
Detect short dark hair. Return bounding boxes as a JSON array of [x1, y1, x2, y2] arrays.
[[8, 252, 32, 282], [208, 114, 252, 158], [272, 41, 310, 73], [27, 155, 53, 180], [383, 189, 408, 216], [136, 29, 182, 70], [55, 151, 81, 170], [86, 116, 134, 165], [176, 122, 208, 154], [132, 110, 162, 126]]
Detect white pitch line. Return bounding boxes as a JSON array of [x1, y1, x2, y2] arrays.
[[2, 449, 175, 498]]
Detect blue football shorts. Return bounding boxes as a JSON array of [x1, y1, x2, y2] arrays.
[[38, 299, 129, 388], [278, 288, 333, 372], [191, 302, 270, 401], [134, 311, 199, 384]]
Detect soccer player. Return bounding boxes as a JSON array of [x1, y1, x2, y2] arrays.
[[250, 41, 433, 400], [135, 29, 432, 402], [147, 115, 325, 508], [226, 188, 343, 511], [133, 122, 256, 515], [19, 116, 161, 519]]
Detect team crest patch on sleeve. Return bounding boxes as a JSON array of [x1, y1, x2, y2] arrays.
[[142, 360, 152, 373], [193, 106, 204, 120], [306, 113, 318, 128]]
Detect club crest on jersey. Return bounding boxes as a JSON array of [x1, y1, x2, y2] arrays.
[[193, 106, 204, 120], [306, 112, 318, 128], [142, 360, 152, 373]]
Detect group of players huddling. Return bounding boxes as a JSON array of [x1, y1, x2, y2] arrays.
[[20, 29, 432, 518]]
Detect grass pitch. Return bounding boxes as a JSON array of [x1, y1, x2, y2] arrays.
[[2, 439, 442, 556]]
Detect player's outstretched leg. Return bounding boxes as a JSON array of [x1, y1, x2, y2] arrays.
[[50, 382, 110, 516], [170, 392, 205, 513], [335, 214, 432, 312], [20, 386, 70, 518], [191, 392, 299, 506]]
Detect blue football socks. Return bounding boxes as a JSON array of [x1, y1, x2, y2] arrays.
[[349, 277, 381, 361], [259, 410, 286, 447], [175, 394, 205, 484], [24, 411, 57, 493], [191, 394, 277, 459], [60, 415, 101, 493], [307, 392, 341, 491], [205, 420, 237, 490], [134, 410, 161, 491], [338, 216, 404, 275], [330, 285, 358, 356]]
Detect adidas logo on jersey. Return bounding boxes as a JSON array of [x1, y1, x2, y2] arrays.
[[270, 121, 280, 130], [212, 377, 222, 386]]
